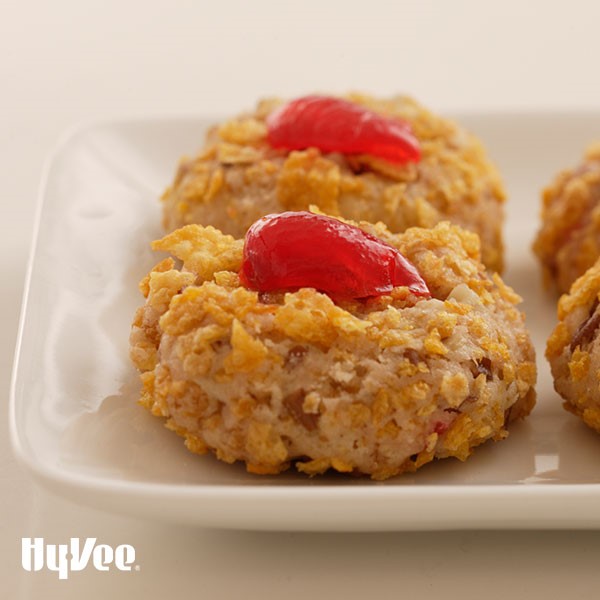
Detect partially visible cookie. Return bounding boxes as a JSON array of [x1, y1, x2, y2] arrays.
[[533, 143, 600, 294], [547, 256, 600, 432]]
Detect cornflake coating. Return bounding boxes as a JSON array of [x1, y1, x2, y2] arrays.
[[130, 220, 536, 479], [533, 143, 600, 294], [161, 94, 506, 272], [547, 258, 600, 433]]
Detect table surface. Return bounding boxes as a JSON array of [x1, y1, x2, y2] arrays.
[[3, 1, 600, 597]]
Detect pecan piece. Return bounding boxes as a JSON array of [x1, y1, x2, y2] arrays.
[[403, 348, 421, 365], [283, 389, 319, 431], [285, 345, 308, 368], [470, 357, 493, 381], [570, 300, 600, 352]]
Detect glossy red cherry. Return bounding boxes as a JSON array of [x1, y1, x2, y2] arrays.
[[266, 95, 421, 164], [239, 212, 431, 299]]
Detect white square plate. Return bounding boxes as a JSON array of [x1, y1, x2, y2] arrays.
[[10, 112, 600, 531]]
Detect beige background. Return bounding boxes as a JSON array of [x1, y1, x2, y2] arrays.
[[2, 0, 600, 597]]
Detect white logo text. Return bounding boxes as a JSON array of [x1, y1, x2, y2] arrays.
[[21, 537, 137, 580]]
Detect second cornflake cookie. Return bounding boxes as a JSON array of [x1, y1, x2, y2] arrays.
[[161, 94, 506, 272]]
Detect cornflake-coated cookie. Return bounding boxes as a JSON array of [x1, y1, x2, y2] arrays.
[[547, 257, 600, 432], [130, 219, 536, 479], [161, 94, 506, 272], [533, 143, 600, 294]]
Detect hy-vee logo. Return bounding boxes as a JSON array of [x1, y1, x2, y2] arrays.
[[22, 537, 138, 580]]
